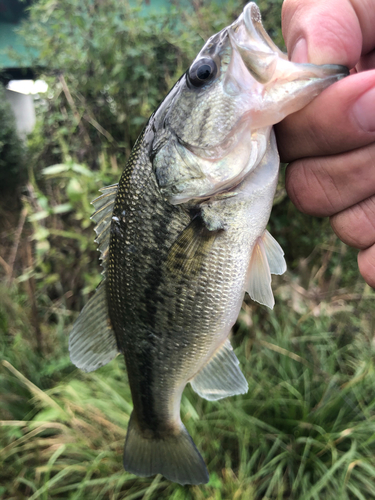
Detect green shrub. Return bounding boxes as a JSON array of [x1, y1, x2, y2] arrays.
[[20, 0, 239, 170]]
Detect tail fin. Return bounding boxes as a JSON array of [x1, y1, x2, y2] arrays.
[[123, 412, 209, 485]]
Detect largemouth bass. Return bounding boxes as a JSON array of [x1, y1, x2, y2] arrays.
[[69, 2, 347, 485]]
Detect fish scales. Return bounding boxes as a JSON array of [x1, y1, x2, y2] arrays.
[[69, 2, 348, 485], [109, 134, 250, 424]]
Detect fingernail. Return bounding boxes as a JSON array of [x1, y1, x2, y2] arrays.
[[352, 87, 375, 132], [290, 38, 308, 63]]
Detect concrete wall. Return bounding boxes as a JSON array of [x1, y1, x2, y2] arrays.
[[5, 89, 36, 139]]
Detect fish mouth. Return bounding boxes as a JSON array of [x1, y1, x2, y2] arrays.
[[228, 2, 348, 89], [225, 2, 349, 128], [227, 3, 281, 85]]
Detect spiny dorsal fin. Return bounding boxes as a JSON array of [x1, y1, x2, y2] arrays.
[[190, 339, 248, 401], [246, 230, 286, 309], [69, 282, 119, 372], [167, 216, 219, 277], [91, 184, 118, 276]]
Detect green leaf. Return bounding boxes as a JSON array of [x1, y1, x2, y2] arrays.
[[71, 164, 94, 177], [51, 203, 72, 214], [42, 164, 70, 176], [28, 210, 49, 222]]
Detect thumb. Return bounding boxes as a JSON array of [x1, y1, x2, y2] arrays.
[[281, 0, 366, 67]]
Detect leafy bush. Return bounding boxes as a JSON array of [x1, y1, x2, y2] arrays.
[[21, 0, 238, 169]]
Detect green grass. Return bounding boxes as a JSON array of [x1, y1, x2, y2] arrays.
[[1, 270, 375, 499]]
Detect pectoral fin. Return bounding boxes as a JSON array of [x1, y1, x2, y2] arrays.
[[190, 339, 248, 401], [246, 231, 286, 309], [69, 282, 119, 372], [167, 216, 218, 277]]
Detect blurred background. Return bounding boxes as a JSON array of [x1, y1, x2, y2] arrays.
[[1, 1, 375, 499]]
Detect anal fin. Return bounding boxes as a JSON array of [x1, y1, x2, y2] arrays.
[[190, 339, 248, 401], [69, 282, 119, 372]]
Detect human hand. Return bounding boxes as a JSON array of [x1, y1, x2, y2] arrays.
[[275, 0, 375, 287]]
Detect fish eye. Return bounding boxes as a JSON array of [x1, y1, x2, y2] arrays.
[[188, 58, 217, 88]]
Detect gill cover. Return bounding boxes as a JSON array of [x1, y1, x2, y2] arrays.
[[152, 2, 348, 205]]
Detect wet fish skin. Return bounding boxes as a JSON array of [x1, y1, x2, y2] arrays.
[[69, 2, 348, 486]]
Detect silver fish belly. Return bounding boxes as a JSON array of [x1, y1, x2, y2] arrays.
[[69, 2, 348, 485]]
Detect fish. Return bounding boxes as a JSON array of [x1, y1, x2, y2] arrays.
[[69, 2, 348, 486]]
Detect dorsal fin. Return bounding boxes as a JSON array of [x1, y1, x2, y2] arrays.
[[69, 184, 119, 372], [91, 184, 118, 276]]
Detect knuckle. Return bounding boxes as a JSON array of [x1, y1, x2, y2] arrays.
[[285, 161, 311, 214], [331, 196, 375, 249], [358, 246, 375, 288], [286, 159, 333, 216]]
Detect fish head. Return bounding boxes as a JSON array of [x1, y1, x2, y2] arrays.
[[151, 2, 348, 204]]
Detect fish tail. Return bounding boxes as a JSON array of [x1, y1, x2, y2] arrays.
[[123, 412, 209, 485]]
